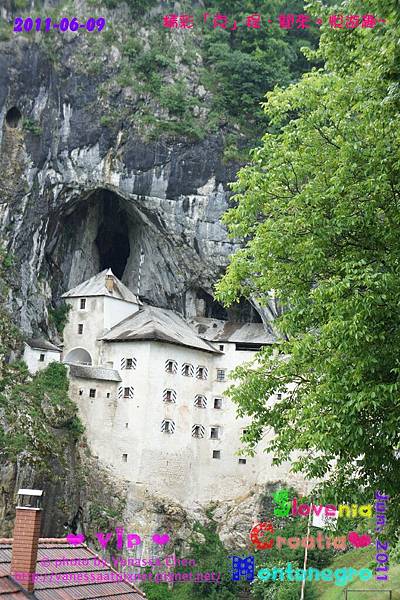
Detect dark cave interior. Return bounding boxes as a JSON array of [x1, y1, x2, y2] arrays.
[[46, 188, 261, 325], [95, 192, 131, 279], [195, 289, 262, 323]]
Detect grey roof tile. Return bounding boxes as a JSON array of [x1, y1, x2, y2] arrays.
[[62, 270, 141, 306], [101, 306, 220, 354], [68, 365, 122, 382]]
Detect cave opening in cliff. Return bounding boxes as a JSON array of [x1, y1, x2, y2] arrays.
[[195, 289, 262, 323], [95, 191, 131, 280], [45, 187, 138, 300], [5, 106, 21, 128]]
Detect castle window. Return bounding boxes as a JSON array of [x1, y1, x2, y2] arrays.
[[78, 323, 84, 334], [118, 386, 134, 399], [39, 353, 45, 362], [161, 419, 175, 434], [216, 369, 225, 382], [213, 398, 223, 409], [89, 389, 96, 398], [125, 423, 129, 428], [219, 345, 224, 352], [210, 426, 220, 440], [212, 450, 221, 459], [182, 363, 194, 377], [122, 454, 128, 462], [163, 389, 176, 403], [80, 298, 86, 310], [165, 359, 177, 374], [196, 366, 208, 380], [79, 389, 83, 396], [192, 424, 205, 438], [106, 392, 110, 398], [242, 428, 248, 437], [121, 357, 137, 369], [238, 458, 247, 465], [277, 393, 282, 400], [194, 395, 207, 409]]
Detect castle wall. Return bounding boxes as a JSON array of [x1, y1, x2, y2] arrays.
[[69, 336, 300, 505], [23, 344, 60, 374], [63, 296, 105, 365]]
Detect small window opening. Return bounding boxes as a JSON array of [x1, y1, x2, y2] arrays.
[[122, 453, 128, 462], [192, 424, 205, 438], [238, 458, 247, 465], [106, 392, 110, 398], [163, 389, 176, 403], [79, 389, 83, 396], [165, 359, 177, 374], [122, 357, 137, 369], [196, 366, 208, 380], [210, 426, 220, 440], [277, 393, 282, 400], [89, 389, 96, 398], [161, 419, 175, 434], [119, 386, 134, 399], [125, 423, 129, 428], [219, 344, 224, 352], [194, 395, 207, 408], [182, 363, 194, 377], [214, 398, 223, 409], [78, 323, 84, 334], [216, 369, 225, 382], [80, 298, 86, 310], [39, 353, 45, 362], [212, 450, 221, 459]]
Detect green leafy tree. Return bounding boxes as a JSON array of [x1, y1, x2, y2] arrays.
[[216, 0, 400, 507]]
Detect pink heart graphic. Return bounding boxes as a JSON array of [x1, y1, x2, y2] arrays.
[[66, 533, 86, 545], [152, 533, 170, 545], [348, 532, 371, 548]]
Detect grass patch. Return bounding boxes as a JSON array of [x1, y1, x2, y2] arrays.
[[311, 546, 399, 600]]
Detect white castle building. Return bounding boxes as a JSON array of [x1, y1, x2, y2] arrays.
[[29, 269, 304, 505]]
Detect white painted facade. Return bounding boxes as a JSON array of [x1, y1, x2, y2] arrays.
[[60, 270, 302, 505], [23, 341, 61, 375]]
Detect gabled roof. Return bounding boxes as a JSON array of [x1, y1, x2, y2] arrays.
[[69, 365, 122, 382], [25, 339, 61, 352], [62, 270, 141, 305], [0, 539, 145, 600], [100, 306, 220, 354], [189, 317, 275, 344]]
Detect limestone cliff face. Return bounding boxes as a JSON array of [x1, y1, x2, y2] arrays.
[[0, 0, 283, 544], [0, 1, 244, 338]]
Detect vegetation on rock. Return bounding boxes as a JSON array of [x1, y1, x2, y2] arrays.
[[216, 0, 400, 508]]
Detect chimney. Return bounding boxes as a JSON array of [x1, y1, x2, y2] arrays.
[[10, 489, 43, 593], [105, 273, 114, 293]]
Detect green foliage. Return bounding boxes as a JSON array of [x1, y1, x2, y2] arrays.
[[142, 518, 247, 599], [0, 21, 11, 42], [198, 0, 323, 136], [216, 0, 400, 509], [0, 361, 84, 468], [142, 582, 192, 600], [11, 0, 30, 8], [48, 302, 71, 336], [101, 0, 158, 16], [22, 117, 42, 135]]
